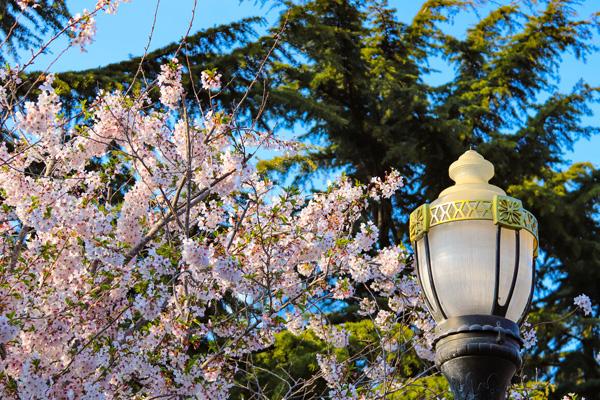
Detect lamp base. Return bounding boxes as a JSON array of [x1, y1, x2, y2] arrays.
[[434, 315, 522, 400]]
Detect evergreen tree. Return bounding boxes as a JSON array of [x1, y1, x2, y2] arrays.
[[0, 0, 70, 63], [42, 17, 275, 119], [260, 0, 599, 397]]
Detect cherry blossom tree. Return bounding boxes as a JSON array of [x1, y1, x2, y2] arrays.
[[0, 58, 422, 398], [0, 3, 432, 398]]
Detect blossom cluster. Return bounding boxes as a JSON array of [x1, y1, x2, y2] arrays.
[[95, 0, 132, 14], [201, 70, 222, 91], [573, 294, 593, 316], [369, 169, 404, 201], [16, 0, 37, 10], [69, 10, 97, 51], [521, 321, 537, 350], [562, 393, 587, 400], [157, 58, 184, 109]]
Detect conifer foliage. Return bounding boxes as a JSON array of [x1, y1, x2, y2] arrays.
[[0, 0, 70, 62], [263, 0, 600, 396]]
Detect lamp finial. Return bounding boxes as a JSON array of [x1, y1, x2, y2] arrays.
[[449, 150, 494, 185]]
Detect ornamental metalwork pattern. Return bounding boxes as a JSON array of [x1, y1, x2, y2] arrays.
[[409, 196, 538, 253], [521, 210, 538, 238], [493, 195, 523, 229], [429, 200, 493, 225], [409, 204, 430, 242]]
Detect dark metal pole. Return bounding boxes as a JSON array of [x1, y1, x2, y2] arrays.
[[433, 315, 522, 400]]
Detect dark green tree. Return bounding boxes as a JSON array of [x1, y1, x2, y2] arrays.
[[0, 0, 70, 63], [258, 0, 599, 397], [19, 16, 273, 122]]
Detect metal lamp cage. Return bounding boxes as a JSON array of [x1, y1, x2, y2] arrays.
[[410, 195, 538, 324]]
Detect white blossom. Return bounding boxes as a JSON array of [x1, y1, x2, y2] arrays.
[[521, 321, 537, 349], [414, 343, 435, 362], [69, 10, 96, 51], [316, 354, 344, 387], [358, 298, 377, 316], [574, 294, 593, 316], [157, 59, 184, 109], [201, 70, 222, 91], [0, 315, 18, 344]]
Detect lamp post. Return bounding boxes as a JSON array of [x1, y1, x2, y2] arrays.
[[410, 150, 538, 400]]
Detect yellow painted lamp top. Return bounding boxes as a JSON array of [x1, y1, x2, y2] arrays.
[[434, 150, 505, 206]]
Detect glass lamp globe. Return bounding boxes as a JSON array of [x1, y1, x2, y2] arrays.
[[409, 150, 538, 323]]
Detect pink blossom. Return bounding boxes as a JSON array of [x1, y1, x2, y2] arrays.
[[365, 355, 395, 380], [358, 298, 377, 316], [116, 180, 151, 245], [332, 277, 354, 299], [310, 318, 349, 348], [574, 294, 593, 316], [96, 0, 131, 14], [369, 169, 404, 200], [69, 10, 96, 51], [201, 70, 222, 91], [16, 0, 37, 10], [317, 354, 345, 387], [521, 321, 537, 349], [0, 315, 18, 344], [352, 221, 378, 252], [376, 245, 406, 277], [16, 74, 63, 156], [158, 59, 184, 109], [374, 310, 394, 330]]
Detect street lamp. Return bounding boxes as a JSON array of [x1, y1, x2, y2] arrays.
[[410, 150, 538, 400]]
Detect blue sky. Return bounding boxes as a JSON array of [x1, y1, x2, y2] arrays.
[[26, 0, 599, 166]]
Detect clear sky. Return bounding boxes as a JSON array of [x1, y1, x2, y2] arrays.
[[25, 0, 599, 166]]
